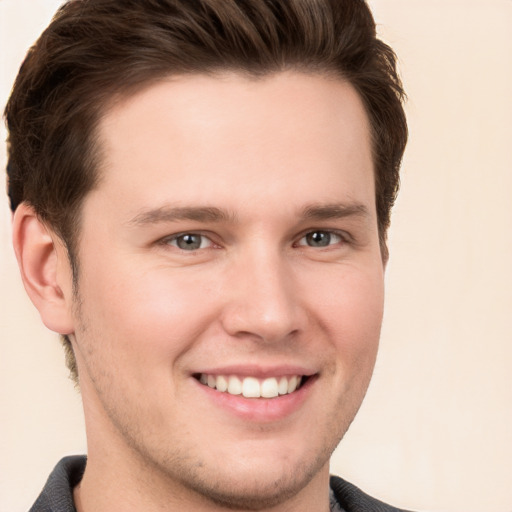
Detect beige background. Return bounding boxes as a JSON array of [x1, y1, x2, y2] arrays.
[[1, 1, 511, 511]]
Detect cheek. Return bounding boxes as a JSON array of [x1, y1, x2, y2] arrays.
[[308, 263, 384, 368], [76, 261, 219, 365], [310, 261, 384, 325]]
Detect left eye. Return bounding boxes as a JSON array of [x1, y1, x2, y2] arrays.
[[167, 233, 213, 251], [297, 231, 343, 248]]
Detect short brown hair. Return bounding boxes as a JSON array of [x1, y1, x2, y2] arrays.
[[4, 0, 407, 382]]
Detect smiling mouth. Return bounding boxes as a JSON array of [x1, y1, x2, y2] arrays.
[[195, 374, 306, 398]]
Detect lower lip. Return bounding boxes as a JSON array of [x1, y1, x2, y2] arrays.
[[194, 376, 316, 423]]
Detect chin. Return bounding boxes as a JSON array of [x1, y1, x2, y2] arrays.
[[175, 463, 322, 510], [155, 436, 334, 511]]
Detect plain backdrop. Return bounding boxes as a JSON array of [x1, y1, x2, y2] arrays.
[[1, 1, 511, 511]]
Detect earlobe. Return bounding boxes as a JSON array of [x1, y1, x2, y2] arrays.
[[12, 203, 75, 335]]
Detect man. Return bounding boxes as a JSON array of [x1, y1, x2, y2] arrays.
[[5, 0, 408, 511]]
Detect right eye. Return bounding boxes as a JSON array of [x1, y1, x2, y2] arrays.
[[164, 233, 214, 251]]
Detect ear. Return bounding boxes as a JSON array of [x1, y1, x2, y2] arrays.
[[12, 203, 75, 335]]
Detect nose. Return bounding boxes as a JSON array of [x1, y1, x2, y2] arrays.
[[220, 248, 301, 344]]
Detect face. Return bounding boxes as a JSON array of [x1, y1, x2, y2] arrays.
[[69, 72, 384, 509]]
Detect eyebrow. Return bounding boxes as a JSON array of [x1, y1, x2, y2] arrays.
[[128, 206, 236, 226], [128, 202, 370, 227], [301, 202, 371, 221]]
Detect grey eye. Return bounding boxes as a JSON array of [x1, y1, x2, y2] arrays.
[[173, 234, 208, 250], [299, 231, 342, 248], [306, 231, 331, 247]]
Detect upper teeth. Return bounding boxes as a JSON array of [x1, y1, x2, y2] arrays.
[[199, 374, 302, 398]]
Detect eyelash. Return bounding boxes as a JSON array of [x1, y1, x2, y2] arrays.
[[295, 230, 348, 249], [160, 229, 350, 252], [160, 232, 216, 251]]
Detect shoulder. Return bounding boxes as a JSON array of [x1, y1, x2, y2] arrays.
[[29, 456, 86, 512], [330, 475, 415, 512]]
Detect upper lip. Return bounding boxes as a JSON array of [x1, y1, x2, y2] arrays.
[[192, 364, 317, 379]]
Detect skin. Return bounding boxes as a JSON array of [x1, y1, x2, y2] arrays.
[[14, 72, 385, 512]]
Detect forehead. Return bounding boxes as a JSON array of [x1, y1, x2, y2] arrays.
[[90, 71, 374, 219]]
